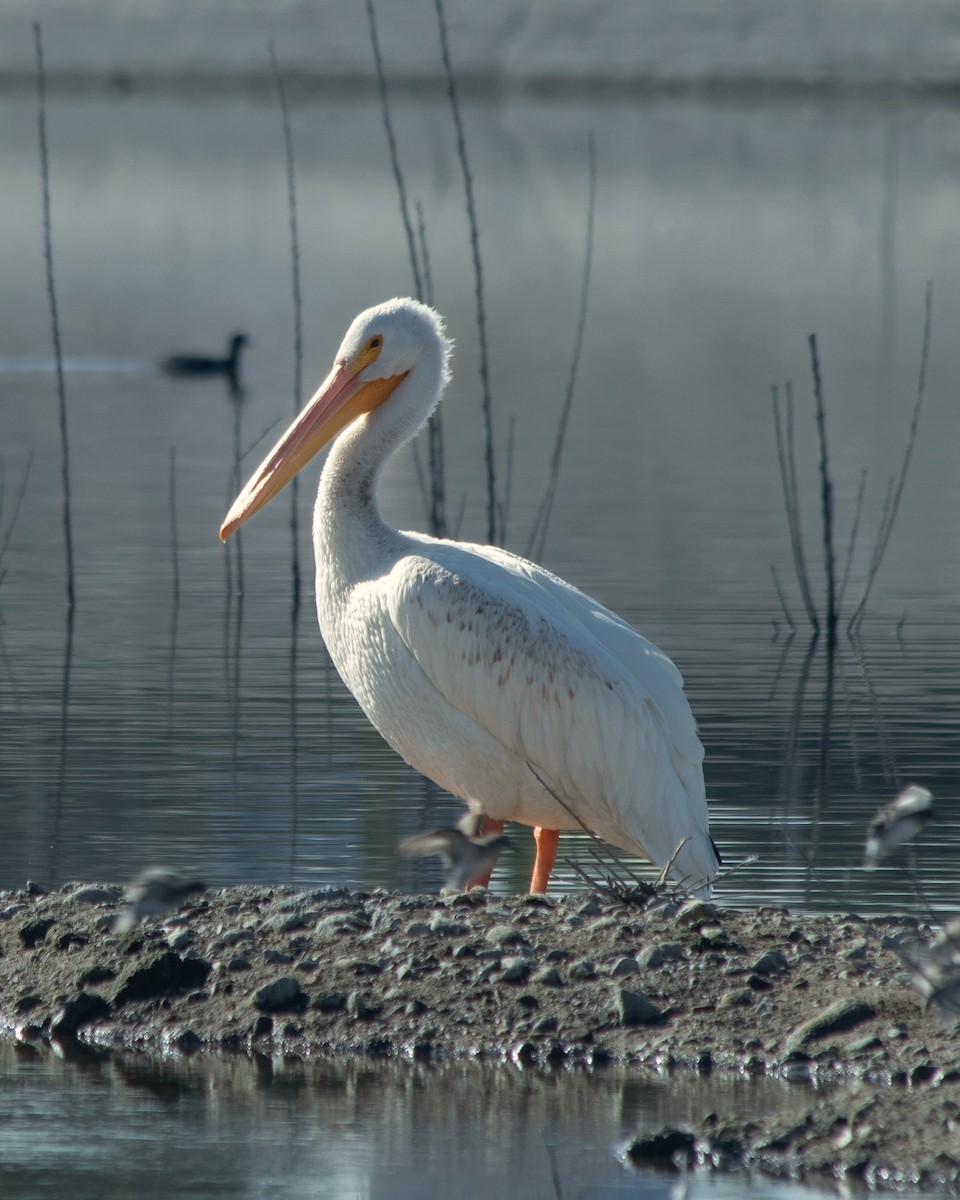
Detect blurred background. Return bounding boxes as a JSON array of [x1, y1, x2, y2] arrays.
[[2, 0, 959, 914]]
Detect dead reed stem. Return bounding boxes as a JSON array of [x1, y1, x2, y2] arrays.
[[269, 41, 304, 611], [368, 4, 447, 537], [287, 580, 301, 880], [415, 199, 434, 302], [417, 201, 448, 537], [526, 135, 597, 561], [230, 394, 244, 597], [808, 333, 837, 643], [240, 415, 284, 465], [773, 286, 932, 637], [498, 414, 516, 545], [166, 447, 180, 737], [366, 0, 424, 300], [0, 452, 34, 587], [434, 0, 498, 545], [168, 447, 180, 603], [34, 23, 74, 612], [837, 468, 867, 610], [49, 597, 75, 883], [542, 1134, 565, 1200], [848, 283, 933, 631], [771, 382, 819, 630], [38, 22, 80, 882], [769, 564, 797, 634]]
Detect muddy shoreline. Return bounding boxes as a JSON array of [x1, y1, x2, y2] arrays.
[[2, 882, 958, 1191]]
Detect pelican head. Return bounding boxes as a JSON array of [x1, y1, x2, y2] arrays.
[[338, 297, 451, 386], [220, 298, 450, 541]]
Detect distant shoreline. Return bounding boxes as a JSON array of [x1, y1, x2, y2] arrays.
[[2, 67, 959, 103], [3, 0, 959, 104]]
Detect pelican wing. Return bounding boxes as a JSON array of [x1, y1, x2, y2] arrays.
[[385, 540, 712, 880]]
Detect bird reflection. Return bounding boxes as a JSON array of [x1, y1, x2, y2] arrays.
[[863, 785, 935, 869], [399, 811, 511, 892], [114, 867, 205, 932]]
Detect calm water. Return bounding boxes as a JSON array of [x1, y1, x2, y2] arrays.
[[1, 80, 958, 1200], [0, 1042, 853, 1200], [3, 87, 958, 914]]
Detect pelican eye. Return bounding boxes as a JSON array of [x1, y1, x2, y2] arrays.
[[351, 334, 385, 375]]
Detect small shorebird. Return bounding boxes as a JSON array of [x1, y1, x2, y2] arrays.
[[114, 867, 205, 932], [399, 811, 511, 891], [863, 785, 935, 869], [896, 916, 960, 1024]]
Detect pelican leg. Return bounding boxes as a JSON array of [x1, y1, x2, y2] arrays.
[[467, 816, 505, 888], [530, 827, 559, 894]]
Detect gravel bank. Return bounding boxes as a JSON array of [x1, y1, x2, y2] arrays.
[[2, 882, 958, 1191]]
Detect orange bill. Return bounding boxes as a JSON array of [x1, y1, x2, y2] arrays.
[[220, 363, 406, 541]]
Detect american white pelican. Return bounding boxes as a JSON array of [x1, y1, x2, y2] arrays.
[[220, 298, 719, 895], [399, 811, 512, 891]]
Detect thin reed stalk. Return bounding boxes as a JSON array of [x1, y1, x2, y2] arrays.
[[271, 39, 306, 862], [498, 415, 516, 544], [771, 382, 819, 631], [837, 468, 867, 609], [34, 23, 74, 611], [0, 452, 33, 587], [168, 447, 180, 602], [773, 287, 932, 636], [166, 447, 180, 736], [777, 633, 819, 812], [366, 0, 424, 300], [0, 449, 28, 704], [848, 283, 933, 631], [228, 588, 244, 785], [904, 849, 937, 923], [434, 0, 498, 545], [769, 564, 796, 634], [526, 135, 597, 561], [0, 624, 22, 716], [225, 412, 280, 600], [415, 199, 447, 536], [415, 199, 434, 303], [269, 41, 304, 610], [367, 4, 447, 537], [240, 415, 283, 465], [49, 598, 75, 884], [842, 634, 898, 785], [542, 1135, 565, 1200], [230, 393, 244, 597], [288, 587, 301, 880], [808, 333, 838, 642]]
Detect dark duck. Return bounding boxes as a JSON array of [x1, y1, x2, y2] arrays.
[[162, 332, 249, 390]]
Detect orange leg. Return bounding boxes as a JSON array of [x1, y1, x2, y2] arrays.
[[530, 827, 559, 894], [468, 816, 505, 888]]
